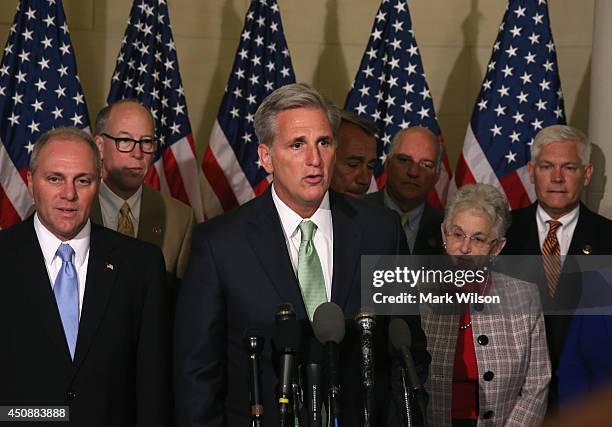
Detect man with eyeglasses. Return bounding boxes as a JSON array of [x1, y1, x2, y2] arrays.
[[93, 99, 195, 288], [364, 126, 444, 255]]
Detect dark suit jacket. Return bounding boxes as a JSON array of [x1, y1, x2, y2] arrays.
[[504, 202, 612, 407], [174, 189, 430, 426], [363, 189, 444, 255], [0, 218, 172, 427]]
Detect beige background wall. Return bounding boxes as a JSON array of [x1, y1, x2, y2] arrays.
[[0, 0, 594, 171]]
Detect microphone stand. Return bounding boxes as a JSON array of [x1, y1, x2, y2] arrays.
[[400, 367, 413, 427]]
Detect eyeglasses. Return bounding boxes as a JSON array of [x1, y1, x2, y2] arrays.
[[101, 133, 159, 154], [444, 227, 498, 249]]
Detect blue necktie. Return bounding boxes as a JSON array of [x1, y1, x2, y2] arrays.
[[54, 243, 79, 360]]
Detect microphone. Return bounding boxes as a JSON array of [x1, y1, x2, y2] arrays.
[[243, 329, 264, 427], [273, 303, 301, 427], [355, 310, 376, 427], [389, 318, 427, 426], [313, 302, 346, 427], [305, 338, 323, 427]]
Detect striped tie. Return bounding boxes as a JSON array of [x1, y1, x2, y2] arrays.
[[542, 220, 562, 297], [297, 220, 327, 320]]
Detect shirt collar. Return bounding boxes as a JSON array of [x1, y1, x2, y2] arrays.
[[271, 184, 332, 240], [99, 180, 142, 214], [34, 212, 91, 268], [536, 203, 580, 231]]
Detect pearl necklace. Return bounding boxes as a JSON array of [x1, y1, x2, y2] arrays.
[[459, 320, 472, 330]]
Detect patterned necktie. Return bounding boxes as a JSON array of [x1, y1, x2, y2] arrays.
[[117, 202, 135, 237], [400, 214, 409, 228], [297, 220, 327, 320], [54, 243, 79, 360], [542, 220, 562, 297]]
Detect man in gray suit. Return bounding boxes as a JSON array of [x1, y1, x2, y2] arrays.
[[365, 126, 444, 254]]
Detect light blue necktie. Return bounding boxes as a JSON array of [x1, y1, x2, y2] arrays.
[[54, 243, 79, 360]]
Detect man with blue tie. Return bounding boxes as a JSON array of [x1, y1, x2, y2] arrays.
[[0, 127, 172, 426]]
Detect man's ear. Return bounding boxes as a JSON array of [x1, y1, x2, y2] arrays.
[[27, 170, 34, 198], [527, 161, 535, 184], [257, 143, 274, 174], [583, 163, 593, 187], [94, 134, 105, 161]]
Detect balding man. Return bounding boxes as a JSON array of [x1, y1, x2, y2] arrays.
[[365, 126, 444, 254], [92, 99, 194, 288], [330, 110, 378, 198]]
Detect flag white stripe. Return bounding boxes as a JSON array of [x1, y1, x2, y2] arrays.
[[200, 171, 224, 219], [153, 159, 171, 195], [0, 142, 32, 219], [461, 125, 502, 187], [209, 120, 256, 204], [170, 137, 204, 222], [515, 165, 536, 203]]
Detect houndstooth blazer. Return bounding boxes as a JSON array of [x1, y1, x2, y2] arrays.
[[421, 271, 551, 426]]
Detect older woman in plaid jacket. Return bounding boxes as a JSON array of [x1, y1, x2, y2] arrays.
[[421, 184, 550, 426]]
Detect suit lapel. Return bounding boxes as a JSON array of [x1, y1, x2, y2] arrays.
[[73, 225, 119, 369], [524, 203, 541, 253], [568, 204, 596, 255], [20, 219, 73, 363], [330, 192, 362, 311], [246, 191, 308, 318], [137, 185, 165, 248]]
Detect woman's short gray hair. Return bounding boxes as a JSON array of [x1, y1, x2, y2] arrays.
[[253, 83, 334, 147], [531, 125, 590, 164], [444, 183, 511, 239]]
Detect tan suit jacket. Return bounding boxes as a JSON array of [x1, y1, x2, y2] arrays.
[[92, 184, 194, 280]]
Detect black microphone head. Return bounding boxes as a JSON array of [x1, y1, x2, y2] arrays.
[[389, 318, 412, 351], [306, 338, 323, 364], [273, 318, 301, 353], [312, 302, 345, 344], [275, 302, 296, 322], [243, 328, 264, 355]]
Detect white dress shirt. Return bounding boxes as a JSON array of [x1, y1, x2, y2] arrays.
[[98, 180, 142, 235], [272, 185, 334, 301], [536, 204, 579, 256], [33, 213, 91, 317]]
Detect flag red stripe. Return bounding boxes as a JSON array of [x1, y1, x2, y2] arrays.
[[161, 149, 190, 206], [454, 154, 477, 186], [499, 171, 531, 210], [253, 178, 269, 197], [202, 147, 240, 211], [0, 189, 22, 229]]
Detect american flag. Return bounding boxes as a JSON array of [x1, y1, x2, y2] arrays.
[[455, 0, 565, 209], [0, 0, 89, 229], [201, 0, 295, 218], [107, 0, 204, 221], [344, 0, 452, 208]]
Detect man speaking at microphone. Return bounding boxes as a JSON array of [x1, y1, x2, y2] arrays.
[[174, 83, 429, 426]]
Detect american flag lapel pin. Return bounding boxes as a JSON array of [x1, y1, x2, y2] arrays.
[[106, 262, 114, 271]]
